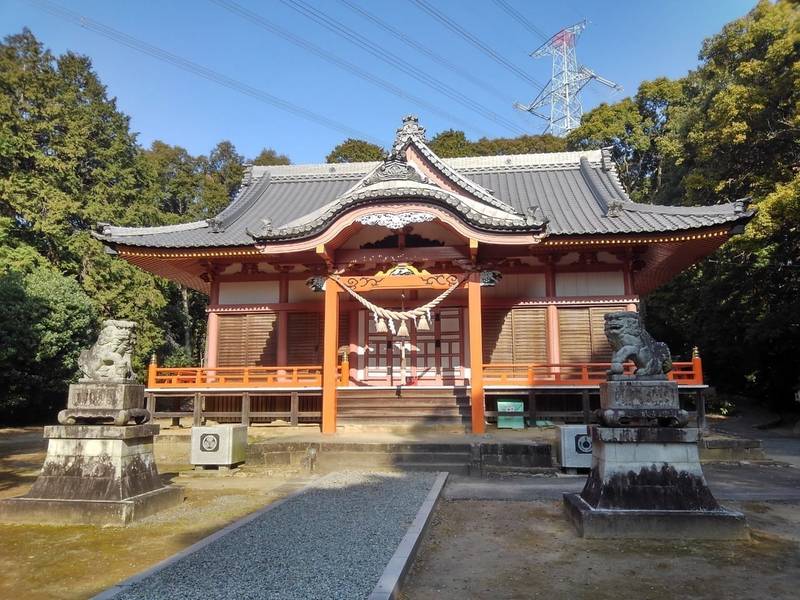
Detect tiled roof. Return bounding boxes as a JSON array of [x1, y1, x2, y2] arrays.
[[97, 124, 752, 248]]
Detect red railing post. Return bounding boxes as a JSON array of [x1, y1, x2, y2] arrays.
[[692, 347, 703, 385], [148, 354, 157, 388]]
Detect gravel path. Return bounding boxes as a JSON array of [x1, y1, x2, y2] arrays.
[[112, 471, 438, 600]]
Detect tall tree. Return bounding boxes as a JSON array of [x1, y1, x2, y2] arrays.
[[568, 0, 800, 408], [326, 138, 385, 163], [429, 129, 566, 159], [252, 148, 291, 166]]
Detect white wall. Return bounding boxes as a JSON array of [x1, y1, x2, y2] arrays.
[[555, 271, 625, 297], [481, 273, 546, 299], [288, 279, 322, 303], [218, 281, 279, 305]]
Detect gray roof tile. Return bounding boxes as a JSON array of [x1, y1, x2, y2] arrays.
[[98, 149, 751, 248]]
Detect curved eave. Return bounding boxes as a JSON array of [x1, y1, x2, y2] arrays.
[[250, 189, 544, 244]]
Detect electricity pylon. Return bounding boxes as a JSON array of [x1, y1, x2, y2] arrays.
[[515, 20, 622, 136]]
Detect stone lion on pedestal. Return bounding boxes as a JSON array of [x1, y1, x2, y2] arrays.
[[78, 320, 136, 381], [604, 312, 672, 378]]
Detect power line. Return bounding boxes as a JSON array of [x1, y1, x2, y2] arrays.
[[209, 0, 479, 132], [408, 0, 545, 90], [491, 0, 549, 42], [25, 0, 381, 144], [337, 0, 510, 104], [280, 0, 528, 136]]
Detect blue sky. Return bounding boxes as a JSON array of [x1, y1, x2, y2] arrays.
[[3, 0, 756, 163]]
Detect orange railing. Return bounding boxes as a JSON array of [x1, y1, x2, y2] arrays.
[[483, 357, 703, 386], [148, 357, 352, 389], [148, 365, 323, 388]]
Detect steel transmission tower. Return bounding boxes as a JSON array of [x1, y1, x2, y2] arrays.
[[515, 20, 621, 136]]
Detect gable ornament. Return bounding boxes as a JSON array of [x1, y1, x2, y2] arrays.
[[356, 211, 436, 230]]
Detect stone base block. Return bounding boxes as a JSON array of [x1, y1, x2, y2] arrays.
[[563, 493, 749, 540], [599, 381, 685, 426], [63, 382, 147, 425], [0, 485, 184, 526], [29, 427, 164, 501], [68, 381, 145, 411]]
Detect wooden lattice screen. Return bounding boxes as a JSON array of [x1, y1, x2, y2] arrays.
[[557, 306, 625, 363], [217, 313, 278, 366], [286, 311, 349, 365], [482, 307, 547, 364]]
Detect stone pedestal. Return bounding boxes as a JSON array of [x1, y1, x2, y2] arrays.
[[59, 381, 149, 426], [0, 383, 182, 526], [563, 427, 748, 539], [598, 379, 689, 427]]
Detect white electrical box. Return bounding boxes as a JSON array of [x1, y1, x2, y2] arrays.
[[191, 425, 247, 467], [558, 425, 593, 469]]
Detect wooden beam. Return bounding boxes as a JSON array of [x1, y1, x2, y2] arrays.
[[316, 244, 333, 269], [467, 272, 485, 434], [321, 279, 340, 434], [469, 238, 479, 264]]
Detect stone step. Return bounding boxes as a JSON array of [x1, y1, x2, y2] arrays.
[[338, 407, 470, 416], [338, 390, 468, 399], [314, 453, 471, 476], [337, 397, 470, 405], [315, 450, 471, 465], [317, 442, 472, 453]]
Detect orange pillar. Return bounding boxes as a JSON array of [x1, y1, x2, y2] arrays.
[[206, 281, 220, 368], [321, 279, 340, 434], [277, 274, 289, 367], [467, 272, 485, 434], [546, 304, 560, 365]]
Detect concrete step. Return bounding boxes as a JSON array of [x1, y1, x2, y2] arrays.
[[338, 390, 468, 399], [338, 407, 470, 417], [337, 398, 470, 406], [314, 453, 470, 476], [317, 442, 472, 453], [315, 450, 470, 465]]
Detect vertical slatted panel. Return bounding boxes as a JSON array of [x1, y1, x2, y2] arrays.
[[244, 313, 278, 366], [288, 312, 321, 364], [218, 315, 246, 366], [217, 313, 278, 367], [558, 308, 592, 363], [482, 308, 514, 363], [511, 307, 547, 363], [338, 312, 350, 358], [590, 306, 625, 362]]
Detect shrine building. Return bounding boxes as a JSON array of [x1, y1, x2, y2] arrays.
[[96, 116, 753, 434]]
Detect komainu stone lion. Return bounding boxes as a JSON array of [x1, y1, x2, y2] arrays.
[[78, 320, 136, 381], [604, 312, 672, 378]]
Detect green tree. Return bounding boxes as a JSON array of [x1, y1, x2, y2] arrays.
[[569, 0, 800, 408], [326, 138, 385, 163], [252, 147, 291, 166], [428, 129, 476, 157], [0, 267, 97, 422], [429, 129, 566, 159]]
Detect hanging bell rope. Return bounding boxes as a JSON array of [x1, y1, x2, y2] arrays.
[[330, 273, 467, 333]]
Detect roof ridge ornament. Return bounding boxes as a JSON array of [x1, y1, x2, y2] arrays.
[[607, 199, 625, 218], [362, 158, 427, 187], [246, 218, 272, 240], [392, 114, 427, 157], [601, 147, 615, 171]]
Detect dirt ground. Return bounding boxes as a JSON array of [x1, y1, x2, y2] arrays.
[[402, 499, 800, 600], [0, 428, 301, 600]]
